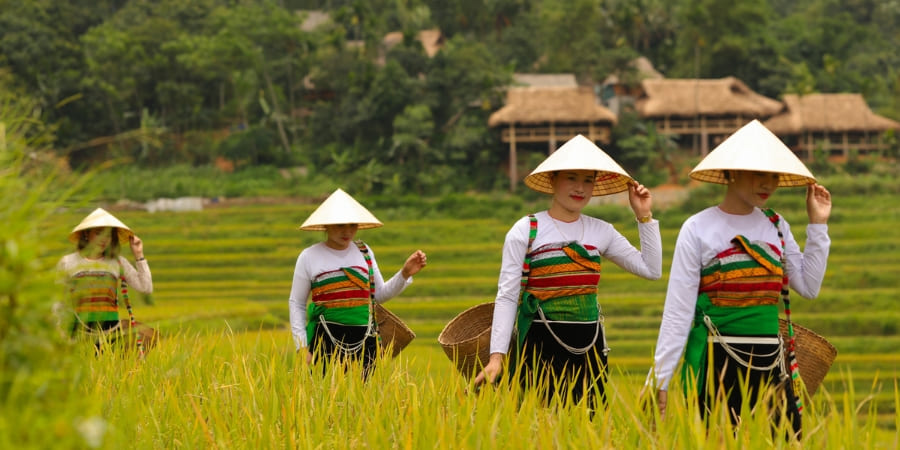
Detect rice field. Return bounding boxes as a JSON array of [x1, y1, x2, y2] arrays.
[[15, 188, 900, 448]]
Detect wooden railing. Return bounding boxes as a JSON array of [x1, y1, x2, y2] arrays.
[[654, 116, 750, 134], [500, 125, 611, 144]]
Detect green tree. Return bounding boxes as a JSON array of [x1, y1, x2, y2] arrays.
[[670, 0, 788, 96], [390, 103, 436, 192], [0, 0, 120, 147]]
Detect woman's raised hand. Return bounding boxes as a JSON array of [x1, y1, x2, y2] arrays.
[[807, 184, 832, 224], [401, 250, 427, 279], [628, 182, 653, 219], [130, 235, 145, 259]]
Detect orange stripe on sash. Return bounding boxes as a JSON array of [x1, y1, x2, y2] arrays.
[[530, 262, 587, 276], [563, 247, 602, 272], [526, 287, 597, 301]]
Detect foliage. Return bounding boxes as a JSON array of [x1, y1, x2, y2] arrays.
[[1, 0, 898, 196], [85, 164, 337, 202], [609, 111, 680, 186], [0, 69, 92, 394]]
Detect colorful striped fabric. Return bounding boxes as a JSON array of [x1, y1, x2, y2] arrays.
[[311, 267, 371, 309], [70, 270, 119, 323], [515, 240, 603, 352], [522, 242, 602, 321], [699, 235, 784, 307]]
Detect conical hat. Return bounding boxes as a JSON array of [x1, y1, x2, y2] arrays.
[[69, 208, 134, 243], [690, 119, 816, 187], [524, 134, 634, 196], [300, 188, 383, 231]]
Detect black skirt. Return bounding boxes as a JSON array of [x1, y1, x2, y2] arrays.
[[517, 319, 608, 409], [699, 335, 802, 438], [310, 322, 378, 379]]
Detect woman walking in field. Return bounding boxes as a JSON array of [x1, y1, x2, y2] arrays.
[[289, 188, 427, 378], [648, 120, 831, 439], [56, 208, 153, 349], [473, 135, 662, 410]]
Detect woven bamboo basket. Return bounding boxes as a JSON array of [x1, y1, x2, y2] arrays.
[[374, 304, 415, 358], [779, 319, 837, 397], [438, 302, 495, 376], [86, 319, 158, 353]]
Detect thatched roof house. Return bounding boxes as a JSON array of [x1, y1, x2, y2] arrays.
[[601, 56, 663, 87], [634, 77, 782, 154], [764, 93, 900, 160], [600, 57, 664, 116], [637, 76, 782, 117], [488, 86, 617, 191], [512, 73, 578, 88], [489, 86, 617, 127]]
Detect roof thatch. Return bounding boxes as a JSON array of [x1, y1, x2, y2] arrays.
[[764, 93, 900, 133], [602, 56, 664, 85], [512, 73, 578, 88], [488, 86, 617, 126], [383, 28, 444, 57], [636, 77, 782, 117]]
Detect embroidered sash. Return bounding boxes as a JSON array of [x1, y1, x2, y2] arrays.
[[305, 266, 372, 345], [682, 235, 783, 393], [699, 235, 784, 307], [516, 240, 602, 351], [70, 270, 120, 324], [306, 241, 375, 345]]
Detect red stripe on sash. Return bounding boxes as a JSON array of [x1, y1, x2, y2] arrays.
[[527, 273, 601, 289], [313, 289, 370, 303]]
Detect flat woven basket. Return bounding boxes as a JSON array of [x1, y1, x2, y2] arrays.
[[375, 304, 415, 358], [438, 302, 495, 376], [779, 318, 837, 396]]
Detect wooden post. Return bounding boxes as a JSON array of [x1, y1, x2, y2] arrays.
[[509, 124, 517, 192], [700, 115, 709, 156], [842, 132, 849, 158], [549, 122, 556, 154], [806, 132, 813, 162], [588, 122, 596, 142]]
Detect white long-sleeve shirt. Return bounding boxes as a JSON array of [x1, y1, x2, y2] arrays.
[[651, 206, 830, 390], [288, 242, 412, 350], [56, 253, 153, 294], [490, 211, 663, 354]]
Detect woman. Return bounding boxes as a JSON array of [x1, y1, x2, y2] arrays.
[[57, 208, 153, 346], [649, 120, 831, 438], [474, 134, 662, 409], [288, 188, 426, 378]]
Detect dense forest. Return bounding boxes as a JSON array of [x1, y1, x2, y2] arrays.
[[1, 0, 898, 195]]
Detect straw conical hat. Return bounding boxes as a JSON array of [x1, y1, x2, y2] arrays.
[[300, 188, 383, 231], [690, 119, 816, 187], [69, 208, 134, 243], [524, 134, 634, 196]]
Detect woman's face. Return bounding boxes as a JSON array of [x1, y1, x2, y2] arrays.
[[729, 170, 780, 209], [84, 227, 112, 256], [551, 170, 595, 212], [324, 224, 359, 250]]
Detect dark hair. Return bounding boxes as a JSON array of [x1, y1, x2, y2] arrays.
[[76, 227, 121, 259]]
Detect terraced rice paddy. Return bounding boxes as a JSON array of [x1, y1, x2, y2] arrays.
[[41, 191, 900, 430]]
